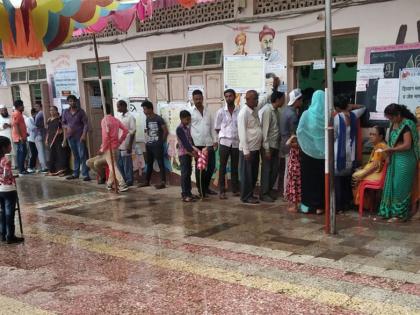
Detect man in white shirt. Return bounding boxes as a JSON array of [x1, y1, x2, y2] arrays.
[[238, 90, 263, 204], [190, 90, 217, 198], [0, 105, 12, 140], [260, 91, 285, 202], [116, 100, 136, 186], [214, 89, 240, 199]]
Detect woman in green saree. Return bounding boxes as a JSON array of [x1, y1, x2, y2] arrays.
[[379, 104, 419, 222]]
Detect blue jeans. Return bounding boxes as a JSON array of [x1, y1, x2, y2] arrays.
[[67, 137, 89, 178], [0, 191, 17, 240], [15, 141, 27, 173], [117, 151, 134, 185]]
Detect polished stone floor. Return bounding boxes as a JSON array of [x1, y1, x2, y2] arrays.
[[0, 175, 419, 314]]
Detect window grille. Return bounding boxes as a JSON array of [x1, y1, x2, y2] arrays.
[[137, 0, 235, 33], [254, 0, 346, 15]]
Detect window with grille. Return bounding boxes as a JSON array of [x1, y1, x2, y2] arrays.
[[292, 33, 358, 63], [69, 24, 126, 43], [10, 70, 27, 84], [11, 85, 21, 102], [254, 0, 347, 15], [28, 69, 47, 82], [82, 61, 111, 79], [137, 0, 235, 33], [152, 48, 222, 73]]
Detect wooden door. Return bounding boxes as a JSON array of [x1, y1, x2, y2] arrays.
[[168, 73, 187, 102], [204, 70, 224, 116], [41, 82, 51, 123], [84, 80, 105, 155], [150, 74, 169, 108]]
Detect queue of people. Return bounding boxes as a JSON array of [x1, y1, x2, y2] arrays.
[[0, 88, 418, 232]]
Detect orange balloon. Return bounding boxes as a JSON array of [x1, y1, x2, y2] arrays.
[[177, 0, 197, 9]]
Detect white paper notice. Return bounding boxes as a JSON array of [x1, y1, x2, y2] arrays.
[[224, 55, 265, 93], [376, 78, 400, 112], [399, 68, 420, 113], [356, 80, 368, 92], [357, 64, 384, 80]]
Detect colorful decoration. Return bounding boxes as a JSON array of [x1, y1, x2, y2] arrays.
[[0, 0, 138, 58], [0, 0, 219, 58], [196, 148, 208, 171]]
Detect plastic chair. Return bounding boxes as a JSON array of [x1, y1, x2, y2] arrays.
[[358, 162, 388, 219]]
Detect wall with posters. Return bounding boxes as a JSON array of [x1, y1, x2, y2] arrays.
[[2, 0, 418, 125]]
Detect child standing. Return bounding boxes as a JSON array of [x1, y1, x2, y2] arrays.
[[0, 136, 24, 244], [284, 135, 302, 212], [176, 110, 198, 202]]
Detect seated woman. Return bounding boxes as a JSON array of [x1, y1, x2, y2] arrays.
[[352, 126, 388, 211]]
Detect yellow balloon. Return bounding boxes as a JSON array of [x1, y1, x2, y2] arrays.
[[0, 5, 11, 41]]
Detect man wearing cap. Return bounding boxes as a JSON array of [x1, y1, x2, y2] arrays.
[[280, 88, 303, 193], [260, 91, 285, 202], [0, 105, 15, 168], [0, 105, 12, 140], [259, 25, 281, 64]]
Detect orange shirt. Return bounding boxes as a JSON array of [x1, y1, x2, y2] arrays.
[[11, 111, 27, 143]]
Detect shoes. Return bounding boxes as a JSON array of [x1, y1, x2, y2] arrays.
[[119, 184, 129, 192], [83, 176, 91, 182], [40, 169, 49, 174], [6, 236, 24, 244], [243, 197, 259, 204], [155, 183, 166, 190], [261, 195, 275, 203], [269, 190, 278, 200], [26, 168, 35, 174], [106, 184, 113, 191], [66, 175, 79, 180], [138, 182, 150, 188], [182, 196, 195, 202], [219, 193, 227, 200], [19, 171, 30, 177], [206, 189, 217, 195]]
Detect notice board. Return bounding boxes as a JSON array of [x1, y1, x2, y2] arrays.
[[356, 43, 420, 124], [223, 55, 265, 94]]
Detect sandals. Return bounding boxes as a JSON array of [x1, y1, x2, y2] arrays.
[[182, 196, 194, 203]]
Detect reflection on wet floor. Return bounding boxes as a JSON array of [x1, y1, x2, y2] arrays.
[[0, 175, 418, 314]]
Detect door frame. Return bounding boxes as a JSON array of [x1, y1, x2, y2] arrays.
[[287, 27, 359, 91]]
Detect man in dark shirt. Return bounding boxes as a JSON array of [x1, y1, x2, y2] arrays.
[[62, 95, 90, 181], [139, 100, 168, 189]]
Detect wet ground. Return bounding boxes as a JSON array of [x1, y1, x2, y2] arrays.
[[0, 175, 419, 314]]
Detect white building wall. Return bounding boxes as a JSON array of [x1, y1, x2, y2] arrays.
[[2, 0, 419, 100]]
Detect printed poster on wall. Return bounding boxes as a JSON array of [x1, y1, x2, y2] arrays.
[[54, 68, 79, 98], [128, 97, 147, 143], [399, 68, 420, 113], [53, 68, 79, 112], [111, 62, 147, 99], [158, 102, 190, 176], [0, 60, 8, 87], [224, 55, 265, 93]]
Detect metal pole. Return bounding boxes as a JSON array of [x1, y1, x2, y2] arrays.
[[93, 35, 119, 194], [325, 0, 336, 234]]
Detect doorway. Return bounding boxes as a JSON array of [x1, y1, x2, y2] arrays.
[[288, 28, 359, 107], [80, 60, 112, 155]]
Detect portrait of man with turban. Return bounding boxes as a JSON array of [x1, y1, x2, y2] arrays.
[[259, 25, 281, 64]]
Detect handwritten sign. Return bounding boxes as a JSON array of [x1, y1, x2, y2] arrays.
[[224, 55, 265, 93], [357, 64, 384, 80]]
